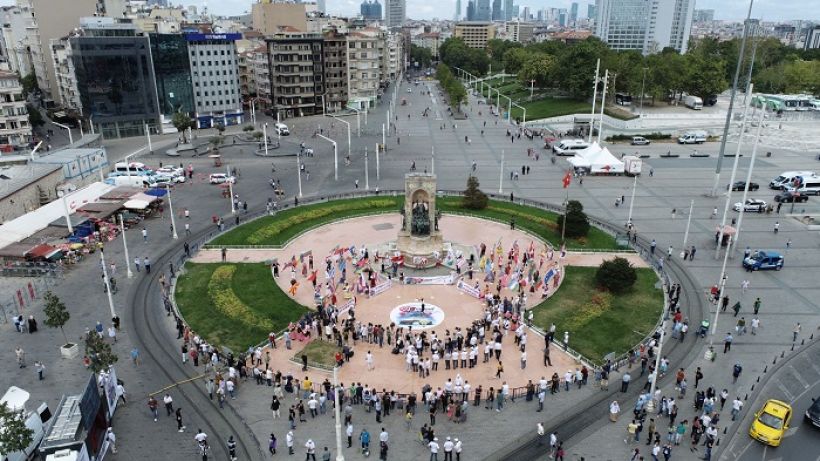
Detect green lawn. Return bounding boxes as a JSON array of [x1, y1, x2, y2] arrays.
[[175, 262, 308, 353], [437, 196, 617, 250], [513, 98, 592, 121], [211, 196, 618, 250], [531, 266, 663, 364], [294, 340, 340, 370]]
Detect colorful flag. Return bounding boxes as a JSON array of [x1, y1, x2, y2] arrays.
[[562, 171, 572, 188]]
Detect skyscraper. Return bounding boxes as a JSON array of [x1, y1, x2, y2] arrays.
[[361, 0, 382, 20], [466, 0, 477, 20], [385, 0, 405, 28], [504, 0, 514, 21], [587, 4, 596, 20], [476, 0, 491, 21], [595, 0, 695, 54], [569, 2, 579, 23], [492, 0, 503, 21], [454, 0, 461, 21]]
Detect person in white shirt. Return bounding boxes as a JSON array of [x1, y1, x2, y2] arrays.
[[454, 438, 463, 461], [750, 317, 760, 335], [428, 437, 440, 460], [731, 397, 744, 421], [106, 428, 117, 453], [443, 437, 454, 461], [520, 350, 527, 369], [286, 431, 295, 455], [195, 430, 208, 446], [379, 428, 389, 443], [463, 382, 471, 401], [305, 439, 316, 460], [366, 351, 374, 371], [346, 422, 354, 448]]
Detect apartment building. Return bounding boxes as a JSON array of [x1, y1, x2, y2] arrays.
[[347, 28, 383, 109], [453, 21, 496, 49], [252, 1, 308, 34], [49, 38, 81, 115], [186, 32, 244, 128], [323, 30, 348, 113], [267, 32, 324, 118], [385, 0, 406, 29], [595, 0, 695, 54], [505, 21, 534, 43], [251, 46, 271, 109], [0, 70, 31, 149]]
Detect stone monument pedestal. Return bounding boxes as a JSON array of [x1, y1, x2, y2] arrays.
[[396, 173, 445, 268], [396, 232, 445, 268]]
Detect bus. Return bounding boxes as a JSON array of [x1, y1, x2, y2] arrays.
[[615, 93, 633, 106]]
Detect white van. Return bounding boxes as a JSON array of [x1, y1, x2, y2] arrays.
[[274, 123, 290, 136], [783, 174, 820, 195], [113, 162, 151, 175], [104, 175, 157, 188], [769, 171, 815, 190], [1, 387, 51, 461], [684, 95, 703, 110], [552, 139, 590, 156]]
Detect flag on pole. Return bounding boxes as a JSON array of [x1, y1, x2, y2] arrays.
[[562, 171, 572, 189]]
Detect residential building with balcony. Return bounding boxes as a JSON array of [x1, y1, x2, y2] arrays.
[[0, 70, 31, 149], [49, 37, 82, 115], [323, 30, 348, 113], [267, 32, 325, 119], [347, 28, 383, 109]]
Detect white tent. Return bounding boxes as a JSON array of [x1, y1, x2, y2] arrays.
[[567, 143, 624, 174]]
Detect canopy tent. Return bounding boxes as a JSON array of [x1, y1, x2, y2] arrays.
[[123, 199, 152, 210], [144, 188, 168, 197], [566, 142, 624, 174], [27, 243, 63, 261], [100, 186, 143, 200], [76, 201, 125, 220]]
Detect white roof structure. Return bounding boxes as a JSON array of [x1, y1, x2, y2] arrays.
[[567, 142, 624, 173]]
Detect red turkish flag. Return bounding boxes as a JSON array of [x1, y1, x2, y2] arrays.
[[562, 171, 572, 189]]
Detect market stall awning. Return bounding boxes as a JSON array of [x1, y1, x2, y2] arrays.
[[100, 186, 144, 200], [76, 201, 125, 220], [144, 188, 168, 197], [123, 199, 151, 210], [26, 243, 61, 260]]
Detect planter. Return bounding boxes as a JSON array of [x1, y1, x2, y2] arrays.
[[60, 343, 79, 359]]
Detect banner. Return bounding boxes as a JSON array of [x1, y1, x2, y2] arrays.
[[337, 298, 356, 317], [371, 279, 393, 297], [457, 279, 481, 298], [403, 273, 456, 285]]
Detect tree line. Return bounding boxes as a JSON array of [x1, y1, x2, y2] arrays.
[[435, 64, 467, 111], [439, 35, 820, 102]]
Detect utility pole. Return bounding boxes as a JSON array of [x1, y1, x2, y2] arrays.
[[640, 67, 648, 116], [588, 59, 600, 144], [731, 106, 766, 253], [168, 188, 178, 240], [597, 69, 609, 144], [710, 236, 733, 345], [333, 367, 345, 461], [681, 200, 694, 252], [627, 175, 637, 224], [364, 146, 369, 191], [145, 124, 153, 153], [711, 0, 756, 197], [100, 250, 117, 319], [498, 150, 504, 194], [119, 213, 133, 278], [263, 123, 269, 156]]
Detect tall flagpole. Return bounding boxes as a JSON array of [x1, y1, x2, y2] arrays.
[[730, 105, 766, 254]]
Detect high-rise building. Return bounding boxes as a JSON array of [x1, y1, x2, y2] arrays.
[[558, 9, 567, 27], [454, 0, 461, 21], [476, 0, 491, 21], [317, 0, 326, 14], [521, 6, 530, 20], [323, 29, 348, 113], [491, 0, 503, 21], [569, 2, 579, 23], [693, 9, 714, 22], [587, 4, 596, 20], [504, 0, 514, 21], [347, 28, 383, 108], [70, 17, 160, 138], [595, 0, 694, 54], [149, 33, 195, 125], [22, 0, 98, 107], [466, 0, 477, 21], [360, 0, 382, 21], [385, 0, 406, 29], [805, 25, 820, 50], [505, 21, 534, 42], [185, 33, 244, 128], [267, 32, 325, 118]]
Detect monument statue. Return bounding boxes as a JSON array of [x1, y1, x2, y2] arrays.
[[396, 173, 444, 268], [411, 200, 430, 236]]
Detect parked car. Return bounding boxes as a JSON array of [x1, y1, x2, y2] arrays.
[[733, 198, 767, 212], [749, 399, 792, 446], [743, 250, 784, 271], [774, 191, 808, 203], [806, 397, 820, 428], [631, 136, 650, 146], [209, 173, 236, 184], [274, 123, 290, 136], [156, 166, 184, 177], [152, 176, 176, 189], [729, 181, 760, 191]]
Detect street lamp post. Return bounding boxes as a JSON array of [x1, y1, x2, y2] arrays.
[[731, 106, 766, 253], [53, 121, 73, 144], [119, 213, 133, 278], [263, 123, 269, 156], [145, 123, 153, 153], [499, 150, 505, 194], [375, 142, 380, 181], [597, 69, 609, 144], [588, 59, 601, 144], [227, 164, 235, 214], [530, 79, 535, 99], [640, 67, 648, 116], [328, 115, 351, 160], [168, 188, 178, 239], [681, 200, 694, 252], [364, 147, 369, 191], [296, 153, 303, 197], [100, 250, 117, 319], [627, 175, 637, 225], [710, 235, 733, 345], [645, 320, 666, 412], [431, 146, 435, 175], [316, 134, 338, 181], [333, 366, 345, 461]]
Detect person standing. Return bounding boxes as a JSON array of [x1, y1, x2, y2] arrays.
[[176, 408, 185, 432], [163, 393, 174, 416], [793, 323, 801, 342], [621, 372, 631, 392], [142, 227, 148, 242], [443, 437, 454, 461], [34, 361, 45, 380], [134, 256, 141, 272], [286, 430, 295, 455], [147, 396, 159, 421], [609, 400, 620, 422], [305, 439, 317, 461], [227, 436, 237, 461], [723, 332, 733, 353], [144, 256, 151, 274], [454, 438, 462, 461], [753, 297, 762, 315], [269, 434, 277, 455], [428, 437, 440, 461], [346, 422, 354, 447], [106, 428, 117, 454]]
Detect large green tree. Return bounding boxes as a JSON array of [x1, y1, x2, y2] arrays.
[[518, 53, 556, 89], [410, 44, 433, 68], [555, 37, 610, 99], [84, 330, 118, 374], [172, 111, 194, 144], [0, 402, 34, 455]]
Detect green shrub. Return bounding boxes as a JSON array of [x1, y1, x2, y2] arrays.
[[595, 257, 637, 293], [605, 132, 671, 142], [558, 200, 589, 238], [462, 176, 488, 210]]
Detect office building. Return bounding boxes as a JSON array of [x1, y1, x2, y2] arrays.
[[504, 0, 514, 21], [693, 9, 714, 22], [570, 2, 579, 23], [454, 0, 461, 21], [491, 0, 503, 21], [361, 0, 382, 21], [466, 0, 477, 21], [595, 0, 695, 54], [385, 0, 406, 29], [323, 29, 348, 113], [806, 25, 820, 50], [476, 0, 491, 21], [453, 21, 496, 49], [186, 33, 243, 128], [521, 7, 530, 20], [70, 17, 159, 139], [587, 4, 596, 20], [267, 32, 325, 118], [558, 9, 567, 27], [49, 37, 81, 114], [150, 34, 195, 128], [22, 0, 98, 107], [252, 1, 308, 34], [505, 21, 534, 43], [0, 70, 31, 149]]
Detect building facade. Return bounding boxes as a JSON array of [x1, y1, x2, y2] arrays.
[[504, 0, 514, 21], [385, 0, 405, 29], [267, 32, 324, 118], [252, 1, 308, 35], [49, 38, 82, 114], [595, 0, 694, 54], [476, 0, 491, 21], [150, 33, 195, 128], [323, 30, 348, 113], [185, 33, 243, 128], [505, 21, 534, 43], [70, 18, 160, 139], [0, 70, 31, 149], [806, 25, 820, 50], [347, 28, 383, 108], [491, 0, 503, 21], [454, 22, 496, 49]]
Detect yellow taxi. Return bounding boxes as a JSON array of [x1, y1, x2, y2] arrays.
[[749, 399, 793, 446]]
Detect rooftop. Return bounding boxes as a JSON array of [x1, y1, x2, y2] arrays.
[[0, 163, 62, 202]]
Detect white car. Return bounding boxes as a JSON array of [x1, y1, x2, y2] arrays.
[[733, 198, 767, 212], [209, 173, 236, 184], [407, 88, 412, 93], [156, 166, 184, 177], [156, 173, 186, 184]]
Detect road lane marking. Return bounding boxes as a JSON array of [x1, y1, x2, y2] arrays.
[[776, 380, 795, 401], [790, 366, 810, 389]]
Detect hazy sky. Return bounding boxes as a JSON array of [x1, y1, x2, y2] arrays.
[[0, 0, 809, 22]]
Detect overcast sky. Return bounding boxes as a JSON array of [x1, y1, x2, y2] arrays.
[[0, 0, 810, 22]]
